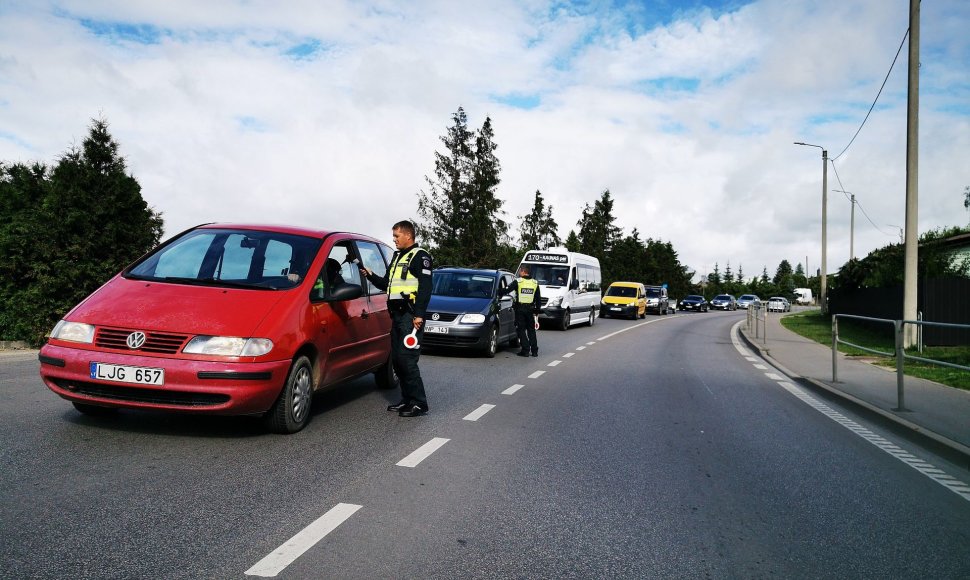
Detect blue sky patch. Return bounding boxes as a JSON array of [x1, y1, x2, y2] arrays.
[[235, 116, 268, 133], [285, 39, 324, 60], [79, 19, 163, 45], [490, 93, 542, 110]]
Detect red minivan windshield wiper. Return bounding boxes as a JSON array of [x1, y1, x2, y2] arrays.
[[161, 276, 278, 290]]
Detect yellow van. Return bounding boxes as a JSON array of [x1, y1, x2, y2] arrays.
[[600, 282, 646, 320]]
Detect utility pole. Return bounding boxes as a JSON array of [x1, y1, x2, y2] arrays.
[[850, 193, 856, 260], [834, 189, 856, 261], [795, 142, 828, 315], [903, 0, 920, 347]]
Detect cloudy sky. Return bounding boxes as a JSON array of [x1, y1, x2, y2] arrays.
[[2, 0, 968, 282]]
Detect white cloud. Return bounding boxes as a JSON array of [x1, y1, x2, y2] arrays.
[[1, 0, 967, 280]]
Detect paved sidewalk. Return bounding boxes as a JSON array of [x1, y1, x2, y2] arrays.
[[739, 309, 970, 462]]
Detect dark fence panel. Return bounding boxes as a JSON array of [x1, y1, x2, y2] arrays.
[[829, 277, 969, 346], [921, 277, 970, 346]]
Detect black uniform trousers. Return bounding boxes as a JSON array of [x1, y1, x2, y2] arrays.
[[390, 308, 428, 408], [514, 308, 538, 355]]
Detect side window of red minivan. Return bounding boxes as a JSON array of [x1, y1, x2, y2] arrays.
[[310, 242, 363, 301], [356, 241, 389, 296]]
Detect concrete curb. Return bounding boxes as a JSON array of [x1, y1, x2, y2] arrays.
[[737, 326, 970, 465], [0, 341, 30, 350]]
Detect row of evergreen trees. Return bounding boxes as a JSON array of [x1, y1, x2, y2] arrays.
[[415, 107, 695, 298]]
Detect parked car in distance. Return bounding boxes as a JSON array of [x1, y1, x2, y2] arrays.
[[644, 285, 669, 315], [38, 224, 398, 434], [422, 267, 518, 357], [793, 288, 814, 305], [600, 281, 646, 320], [737, 294, 761, 309], [710, 294, 737, 311], [767, 296, 791, 312], [678, 295, 709, 312]]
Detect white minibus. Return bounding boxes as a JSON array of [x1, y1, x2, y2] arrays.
[[516, 248, 602, 330]]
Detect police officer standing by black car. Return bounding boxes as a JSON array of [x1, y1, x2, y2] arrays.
[[360, 220, 432, 417], [500, 265, 542, 357]]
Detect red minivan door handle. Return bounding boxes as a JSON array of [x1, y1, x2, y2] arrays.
[[361, 310, 369, 319]]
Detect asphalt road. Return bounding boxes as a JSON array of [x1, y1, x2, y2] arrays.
[[2, 311, 969, 579]]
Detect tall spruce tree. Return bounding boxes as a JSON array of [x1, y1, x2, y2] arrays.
[[576, 189, 621, 258], [417, 107, 474, 265], [417, 108, 509, 267], [461, 116, 508, 267], [519, 190, 561, 251]]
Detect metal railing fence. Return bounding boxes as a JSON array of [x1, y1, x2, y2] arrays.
[[832, 314, 970, 412]]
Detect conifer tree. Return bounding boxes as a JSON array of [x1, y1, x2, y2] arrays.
[[576, 189, 621, 258], [519, 190, 561, 250]]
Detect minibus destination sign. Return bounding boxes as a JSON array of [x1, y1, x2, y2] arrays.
[[525, 252, 568, 264]]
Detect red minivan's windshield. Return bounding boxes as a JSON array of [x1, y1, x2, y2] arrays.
[[125, 228, 322, 290]]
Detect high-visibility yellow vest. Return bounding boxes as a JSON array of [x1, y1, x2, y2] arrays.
[[388, 247, 425, 301], [516, 277, 538, 305]]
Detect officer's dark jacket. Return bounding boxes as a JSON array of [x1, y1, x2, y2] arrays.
[[500, 277, 542, 314], [366, 244, 433, 318]]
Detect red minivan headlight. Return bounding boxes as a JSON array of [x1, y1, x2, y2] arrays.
[[183, 336, 274, 357]]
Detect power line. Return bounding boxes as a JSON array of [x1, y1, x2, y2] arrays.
[[828, 159, 895, 238], [832, 28, 910, 161]]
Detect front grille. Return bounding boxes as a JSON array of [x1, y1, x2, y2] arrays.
[[53, 378, 229, 407], [95, 328, 189, 355], [427, 312, 459, 322]]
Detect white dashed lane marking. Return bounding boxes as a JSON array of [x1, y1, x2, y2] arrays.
[[396, 437, 450, 468], [576, 346, 586, 351], [548, 360, 562, 367], [245, 503, 362, 577], [502, 384, 524, 395], [463, 404, 495, 421], [753, 364, 768, 370], [528, 370, 545, 379], [563, 352, 575, 358]]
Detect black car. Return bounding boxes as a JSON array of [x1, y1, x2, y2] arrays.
[[421, 267, 518, 357], [679, 295, 709, 312]]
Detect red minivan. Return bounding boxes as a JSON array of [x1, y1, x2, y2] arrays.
[[38, 224, 397, 433]]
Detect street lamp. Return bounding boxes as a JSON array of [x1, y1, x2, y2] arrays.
[[834, 189, 855, 261], [795, 142, 828, 314]]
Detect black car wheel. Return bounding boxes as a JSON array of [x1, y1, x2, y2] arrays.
[[588, 310, 595, 326], [559, 309, 570, 331], [483, 323, 499, 358], [264, 355, 314, 434]]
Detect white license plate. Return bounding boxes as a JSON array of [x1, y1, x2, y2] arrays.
[[610, 307, 621, 311], [90, 362, 165, 385], [424, 326, 449, 334]]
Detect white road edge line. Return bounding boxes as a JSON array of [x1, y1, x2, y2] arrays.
[[528, 370, 545, 379], [729, 320, 970, 503], [463, 404, 495, 421], [245, 503, 362, 577], [397, 437, 450, 468], [502, 384, 524, 395]]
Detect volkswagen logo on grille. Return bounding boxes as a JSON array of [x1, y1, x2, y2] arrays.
[[126, 331, 147, 349], [431, 313, 440, 321]]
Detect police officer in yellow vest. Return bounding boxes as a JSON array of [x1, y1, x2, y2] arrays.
[[501, 265, 542, 357], [360, 220, 432, 417]]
